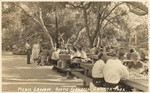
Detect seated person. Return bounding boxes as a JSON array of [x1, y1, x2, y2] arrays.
[[69, 47, 81, 68], [92, 53, 108, 87], [103, 49, 130, 92], [140, 49, 147, 61], [126, 49, 134, 60], [90, 45, 97, 54], [71, 47, 81, 59], [51, 48, 60, 65], [79, 46, 87, 59], [126, 52, 144, 73], [67, 45, 73, 54]]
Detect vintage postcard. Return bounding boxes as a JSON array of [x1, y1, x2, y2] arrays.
[[1, 0, 149, 92]]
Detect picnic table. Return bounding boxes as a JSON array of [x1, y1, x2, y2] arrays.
[[55, 54, 84, 78], [87, 53, 118, 61], [79, 62, 148, 92], [55, 54, 71, 78], [87, 53, 98, 60], [121, 78, 148, 91], [57, 53, 148, 91], [70, 60, 81, 64]]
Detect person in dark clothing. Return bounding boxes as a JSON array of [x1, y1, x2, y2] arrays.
[[126, 52, 144, 73], [25, 40, 31, 64], [39, 45, 49, 66]]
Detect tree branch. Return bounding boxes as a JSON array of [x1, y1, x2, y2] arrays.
[[67, 2, 91, 10], [73, 27, 85, 45], [85, 2, 91, 10], [66, 2, 84, 9], [14, 3, 41, 24], [102, 2, 124, 22], [59, 33, 65, 45], [109, 21, 122, 29], [100, 2, 111, 22], [102, 13, 124, 29], [100, 2, 111, 15], [66, 34, 74, 45]]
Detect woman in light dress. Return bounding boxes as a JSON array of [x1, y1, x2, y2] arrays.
[[31, 41, 40, 63]]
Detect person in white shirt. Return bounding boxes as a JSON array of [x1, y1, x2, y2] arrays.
[[51, 48, 60, 65], [79, 47, 87, 59], [92, 53, 108, 87], [103, 49, 129, 91], [71, 47, 81, 59], [90, 45, 97, 54], [90, 53, 108, 92]]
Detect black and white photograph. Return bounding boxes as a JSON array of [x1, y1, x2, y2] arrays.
[[1, 0, 149, 92]]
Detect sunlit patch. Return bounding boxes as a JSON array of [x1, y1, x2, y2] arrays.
[[2, 74, 20, 78], [2, 56, 26, 59], [2, 67, 15, 71], [15, 66, 53, 69], [3, 78, 83, 83], [60, 86, 76, 88], [2, 82, 82, 86], [47, 75, 62, 78]]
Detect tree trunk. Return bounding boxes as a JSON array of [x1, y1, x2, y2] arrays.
[[73, 27, 85, 46], [92, 6, 101, 47], [15, 4, 55, 50], [99, 31, 103, 46], [55, 5, 59, 48], [96, 37, 100, 48], [39, 10, 55, 50], [83, 9, 93, 48]]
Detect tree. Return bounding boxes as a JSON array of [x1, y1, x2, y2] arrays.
[[2, 2, 23, 50], [2, 1, 148, 51], [67, 2, 127, 47]]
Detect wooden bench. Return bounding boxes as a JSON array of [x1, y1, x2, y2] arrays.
[[53, 66, 84, 78], [53, 66, 71, 77], [71, 72, 92, 87]]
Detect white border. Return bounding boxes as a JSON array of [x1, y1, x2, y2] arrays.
[[0, 0, 149, 93]]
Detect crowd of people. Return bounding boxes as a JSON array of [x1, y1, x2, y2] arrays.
[[90, 48, 148, 92], [25, 40, 148, 92], [25, 40, 88, 66]]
